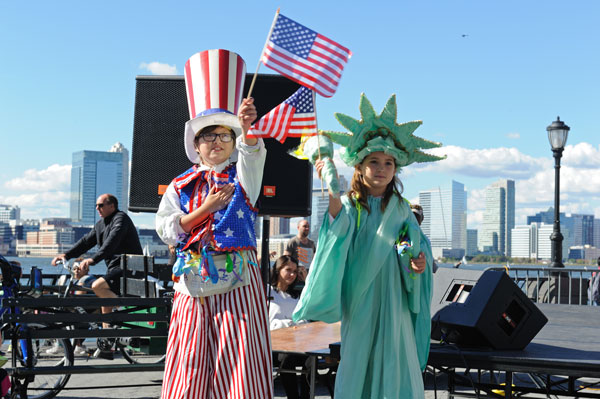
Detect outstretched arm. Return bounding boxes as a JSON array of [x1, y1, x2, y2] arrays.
[[239, 98, 258, 146]]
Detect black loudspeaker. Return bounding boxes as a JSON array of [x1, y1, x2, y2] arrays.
[[129, 74, 312, 217], [431, 269, 548, 350]]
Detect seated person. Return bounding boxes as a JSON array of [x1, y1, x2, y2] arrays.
[[269, 255, 306, 330], [53, 258, 97, 355], [269, 255, 309, 399], [56, 258, 98, 294]]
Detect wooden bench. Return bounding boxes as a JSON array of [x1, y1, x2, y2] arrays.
[[1, 254, 174, 380]]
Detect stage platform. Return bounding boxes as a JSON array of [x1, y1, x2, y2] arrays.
[[428, 303, 600, 397]]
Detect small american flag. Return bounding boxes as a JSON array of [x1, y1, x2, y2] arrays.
[[262, 13, 352, 98], [250, 86, 317, 143]]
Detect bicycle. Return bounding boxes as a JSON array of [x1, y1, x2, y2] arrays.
[[0, 255, 73, 399], [54, 259, 169, 365]]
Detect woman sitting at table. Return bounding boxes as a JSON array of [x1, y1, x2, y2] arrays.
[[269, 255, 309, 399]]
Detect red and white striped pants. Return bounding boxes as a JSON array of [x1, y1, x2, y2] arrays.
[[161, 260, 273, 399]]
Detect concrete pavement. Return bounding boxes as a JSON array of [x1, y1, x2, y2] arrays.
[[47, 356, 449, 398]]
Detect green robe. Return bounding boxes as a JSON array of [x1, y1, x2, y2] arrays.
[[293, 195, 433, 399]]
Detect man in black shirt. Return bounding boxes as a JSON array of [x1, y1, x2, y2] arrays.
[[52, 193, 142, 321]]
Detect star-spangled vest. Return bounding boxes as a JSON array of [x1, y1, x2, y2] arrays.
[[173, 164, 258, 252]]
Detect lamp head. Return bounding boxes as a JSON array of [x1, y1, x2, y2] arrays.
[[547, 116, 570, 150]]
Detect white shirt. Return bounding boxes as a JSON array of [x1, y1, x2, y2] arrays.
[[269, 286, 307, 330]]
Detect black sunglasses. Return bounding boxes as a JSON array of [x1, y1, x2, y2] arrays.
[[96, 203, 105, 208]]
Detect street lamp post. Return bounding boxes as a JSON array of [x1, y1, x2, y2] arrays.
[[546, 117, 570, 268]]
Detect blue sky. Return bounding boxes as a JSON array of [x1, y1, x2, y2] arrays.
[[1, 1, 599, 231]]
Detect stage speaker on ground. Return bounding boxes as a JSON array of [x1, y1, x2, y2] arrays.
[[431, 269, 548, 350], [129, 74, 312, 217]]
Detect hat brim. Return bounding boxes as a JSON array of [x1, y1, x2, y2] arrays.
[[184, 113, 242, 164]]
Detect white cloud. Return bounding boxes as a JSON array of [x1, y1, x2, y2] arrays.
[[4, 164, 71, 192], [469, 210, 484, 229], [1, 164, 71, 220], [3, 141, 600, 235], [562, 142, 600, 168], [0, 192, 70, 220], [506, 132, 520, 139], [516, 165, 600, 205], [139, 62, 178, 75], [466, 188, 486, 230], [415, 145, 547, 179]]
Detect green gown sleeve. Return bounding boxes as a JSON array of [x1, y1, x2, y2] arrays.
[[293, 198, 355, 323], [415, 233, 433, 371], [398, 208, 433, 371]]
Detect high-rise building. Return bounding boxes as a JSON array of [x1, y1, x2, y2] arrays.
[[480, 179, 514, 256], [594, 220, 600, 249], [511, 225, 538, 259], [536, 223, 555, 261], [512, 222, 569, 261], [527, 208, 559, 225], [70, 143, 129, 226], [466, 229, 478, 256], [568, 214, 594, 247], [269, 217, 291, 236], [309, 175, 349, 241], [309, 189, 329, 241], [109, 142, 130, 211], [419, 180, 467, 259], [0, 204, 20, 223]]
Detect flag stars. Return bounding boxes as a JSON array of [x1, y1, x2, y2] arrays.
[[272, 16, 316, 58], [237, 209, 245, 219], [224, 228, 234, 238]]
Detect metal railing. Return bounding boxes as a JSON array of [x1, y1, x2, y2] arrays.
[[485, 265, 597, 305]]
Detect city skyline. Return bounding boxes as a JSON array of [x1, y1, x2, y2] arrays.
[[419, 181, 467, 259], [1, 1, 599, 232], [70, 143, 129, 226]]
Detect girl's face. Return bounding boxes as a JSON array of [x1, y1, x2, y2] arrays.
[[358, 152, 396, 196], [194, 126, 236, 167], [279, 262, 298, 287]]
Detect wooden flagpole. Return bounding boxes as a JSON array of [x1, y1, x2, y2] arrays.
[[311, 90, 325, 197], [247, 8, 280, 99]]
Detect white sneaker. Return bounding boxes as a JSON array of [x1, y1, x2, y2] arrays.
[[73, 345, 88, 356], [45, 342, 62, 355]]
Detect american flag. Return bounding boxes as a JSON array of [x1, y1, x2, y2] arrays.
[[249, 86, 317, 143], [261, 13, 352, 98]]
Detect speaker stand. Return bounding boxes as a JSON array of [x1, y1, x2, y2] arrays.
[[260, 215, 271, 294]]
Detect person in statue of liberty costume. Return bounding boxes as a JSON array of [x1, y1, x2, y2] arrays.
[[292, 94, 445, 399]]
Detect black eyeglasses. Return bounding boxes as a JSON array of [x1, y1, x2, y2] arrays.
[[96, 203, 105, 208], [197, 132, 235, 143]]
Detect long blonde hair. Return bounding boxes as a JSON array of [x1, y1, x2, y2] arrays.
[[346, 162, 403, 214]]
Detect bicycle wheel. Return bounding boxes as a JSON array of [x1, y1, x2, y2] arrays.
[[119, 336, 166, 364], [10, 325, 73, 399]]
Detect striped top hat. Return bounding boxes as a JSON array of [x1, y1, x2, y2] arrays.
[[184, 49, 247, 164]]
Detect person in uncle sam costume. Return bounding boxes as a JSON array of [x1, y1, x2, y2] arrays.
[[292, 94, 445, 399], [155, 49, 273, 399]]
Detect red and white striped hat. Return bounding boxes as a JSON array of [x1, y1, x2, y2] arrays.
[[184, 49, 246, 163]]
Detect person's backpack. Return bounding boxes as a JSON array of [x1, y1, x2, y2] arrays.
[[588, 271, 600, 305]]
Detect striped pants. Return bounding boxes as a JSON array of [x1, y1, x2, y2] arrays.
[[161, 261, 273, 399]]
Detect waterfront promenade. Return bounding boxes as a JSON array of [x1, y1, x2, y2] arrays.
[[47, 356, 448, 398]]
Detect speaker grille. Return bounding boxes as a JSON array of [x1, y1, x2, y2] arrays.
[[129, 75, 312, 217]]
